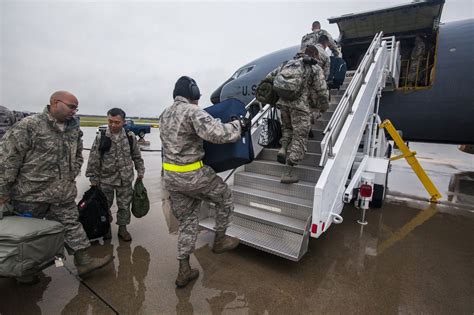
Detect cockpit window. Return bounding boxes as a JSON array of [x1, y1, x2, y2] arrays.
[[231, 66, 255, 79]]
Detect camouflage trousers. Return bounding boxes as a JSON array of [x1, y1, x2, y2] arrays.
[[100, 183, 133, 226], [11, 200, 90, 253], [407, 58, 422, 85], [280, 105, 311, 165], [168, 174, 233, 260]]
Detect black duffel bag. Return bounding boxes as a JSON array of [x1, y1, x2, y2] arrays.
[[78, 186, 111, 239]]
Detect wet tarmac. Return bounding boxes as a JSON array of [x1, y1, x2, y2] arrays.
[[0, 128, 473, 314]]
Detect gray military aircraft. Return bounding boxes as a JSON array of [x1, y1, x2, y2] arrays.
[[210, 0, 474, 145]]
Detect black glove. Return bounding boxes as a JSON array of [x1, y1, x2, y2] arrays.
[[231, 115, 251, 134], [239, 116, 251, 134]]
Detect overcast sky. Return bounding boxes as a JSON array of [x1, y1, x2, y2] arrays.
[[1, 0, 473, 117]]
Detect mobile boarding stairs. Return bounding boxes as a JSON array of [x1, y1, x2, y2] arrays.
[[200, 33, 402, 261]]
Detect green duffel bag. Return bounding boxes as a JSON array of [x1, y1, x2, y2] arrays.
[[256, 79, 279, 105], [131, 180, 150, 218], [0, 216, 65, 277]]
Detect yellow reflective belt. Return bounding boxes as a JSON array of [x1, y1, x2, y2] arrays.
[[162, 160, 204, 173]]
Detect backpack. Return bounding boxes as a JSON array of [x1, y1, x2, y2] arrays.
[[273, 59, 310, 101], [78, 186, 111, 239], [327, 56, 348, 89], [256, 79, 279, 105], [301, 32, 316, 49], [98, 129, 134, 157]]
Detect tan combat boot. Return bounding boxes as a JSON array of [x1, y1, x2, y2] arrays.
[[74, 249, 113, 277], [280, 163, 299, 184], [118, 225, 132, 242], [277, 143, 288, 164], [212, 231, 240, 253], [175, 256, 199, 288]]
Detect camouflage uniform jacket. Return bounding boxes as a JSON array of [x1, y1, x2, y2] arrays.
[[265, 58, 329, 113], [158, 96, 241, 191], [301, 29, 340, 57], [0, 105, 16, 140], [316, 43, 330, 80], [86, 127, 145, 186], [0, 106, 83, 203], [411, 39, 426, 60]]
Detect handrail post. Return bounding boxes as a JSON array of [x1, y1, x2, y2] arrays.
[[328, 137, 334, 158]]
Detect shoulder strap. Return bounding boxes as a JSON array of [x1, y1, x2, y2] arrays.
[[127, 132, 134, 157], [280, 60, 290, 69], [98, 129, 108, 157]]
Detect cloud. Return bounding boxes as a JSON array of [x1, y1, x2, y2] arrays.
[[1, 0, 472, 116]]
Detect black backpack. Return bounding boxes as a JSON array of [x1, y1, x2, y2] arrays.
[[98, 129, 135, 157], [78, 186, 110, 239], [328, 56, 347, 89]]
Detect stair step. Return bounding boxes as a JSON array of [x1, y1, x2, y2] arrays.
[[260, 148, 321, 166], [341, 83, 350, 89], [331, 94, 343, 103], [312, 119, 328, 130], [309, 129, 324, 141], [330, 89, 346, 96], [321, 111, 334, 120], [232, 185, 312, 220], [199, 216, 307, 261], [245, 160, 322, 183], [233, 203, 308, 234], [234, 171, 315, 200], [328, 102, 339, 110], [307, 140, 322, 153], [273, 124, 326, 139]]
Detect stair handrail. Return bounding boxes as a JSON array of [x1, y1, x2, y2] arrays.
[[319, 32, 384, 166], [393, 40, 401, 88], [382, 35, 401, 87], [223, 97, 271, 182]]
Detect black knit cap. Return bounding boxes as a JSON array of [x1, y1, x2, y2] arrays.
[[173, 76, 201, 101]]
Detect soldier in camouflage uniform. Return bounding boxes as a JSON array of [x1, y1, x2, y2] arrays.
[[86, 108, 145, 241], [265, 45, 329, 184], [295, 36, 330, 81], [0, 105, 16, 141], [301, 21, 340, 57], [316, 35, 331, 80], [0, 91, 113, 282], [159, 76, 250, 288], [407, 35, 426, 86]]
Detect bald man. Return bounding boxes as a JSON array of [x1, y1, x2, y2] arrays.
[[0, 91, 112, 283]]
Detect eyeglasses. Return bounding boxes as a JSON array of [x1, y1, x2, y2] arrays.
[[57, 99, 79, 112]]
